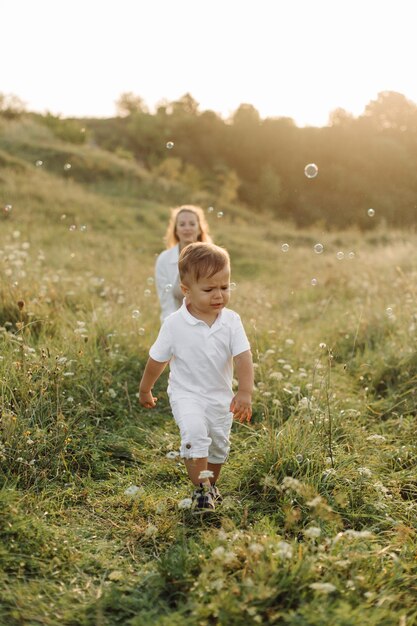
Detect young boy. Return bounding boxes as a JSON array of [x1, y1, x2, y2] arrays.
[[139, 242, 253, 512]]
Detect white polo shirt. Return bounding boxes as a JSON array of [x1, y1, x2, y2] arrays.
[[149, 300, 250, 413]]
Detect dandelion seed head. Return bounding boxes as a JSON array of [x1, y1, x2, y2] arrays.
[[178, 497, 192, 510], [276, 541, 293, 559], [304, 526, 321, 539], [212, 546, 226, 559]]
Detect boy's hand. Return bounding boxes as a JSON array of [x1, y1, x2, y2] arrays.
[[139, 389, 158, 408], [230, 391, 252, 423]]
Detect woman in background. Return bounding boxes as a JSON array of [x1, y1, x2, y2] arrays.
[[155, 205, 212, 321]]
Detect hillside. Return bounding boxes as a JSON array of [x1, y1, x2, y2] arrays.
[[0, 116, 417, 625]]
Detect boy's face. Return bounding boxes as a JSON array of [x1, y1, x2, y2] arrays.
[[181, 266, 230, 320]]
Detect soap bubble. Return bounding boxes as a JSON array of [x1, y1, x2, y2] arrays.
[[164, 283, 173, 292], [311, 278, 318, 286], [60, 214, 67, 220], [386, 307, 393, 317], [80, 224, 87, 232], [367, 208, 375, 217], [138, 327, 145, 336], [207, 206, 214, 213], [336, 251, 344, 260], [348, 251, 355, 259], [217, 211, 224, 218], [281, 243, 289, 252], [69, 224, 77, 232], [166, 141, 174, 149], [147, 277, 154, 285], [229, 282, 237, 291], [304, 163, 318, 178], [131, 309, 141, 319], [63, 163, 72, 171], [35, 160, 43, 167], [314, 243, 324, 254], [144, 289, 151, 297], [4, 204, 12, 213]]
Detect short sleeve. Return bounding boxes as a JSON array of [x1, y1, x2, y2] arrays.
[[230, 313, 251, 357], [149, 320, 173, 362]]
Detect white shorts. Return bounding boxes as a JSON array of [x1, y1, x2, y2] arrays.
[[170, 397, 233, 463]]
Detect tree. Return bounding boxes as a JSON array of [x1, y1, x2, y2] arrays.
[[328, 107, 354, 127], [170, 93, 199, 116], [115, 92, 147, 117], [0, 93, 26, 118], [231, 103, 260, 127], [362, 91, 417, 132]]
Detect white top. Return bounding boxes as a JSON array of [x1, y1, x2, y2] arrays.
[[155, 245, 183, 322], [149, 300, 251, 412]]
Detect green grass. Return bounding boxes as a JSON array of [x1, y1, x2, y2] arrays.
[[1, 115, 417, 625]]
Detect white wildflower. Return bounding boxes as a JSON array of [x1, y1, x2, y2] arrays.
[[262, 475, 277, 488], [304, 526, 321, 539], [276, 541, 293, 560], [224, 551, 237, 564], [144, 524, 158, 537], [374, 481, 389, 495], [345, 529, 373, 540], [333, 529, 373, 543], [358, 467, 372, 477], [366, 434, 386, 443], [310, 582, 337, 594], [178, 498, 192, 510], [108, 388, 117, 398], [281, 476, 303, 492], [306, 496, 323, 508], [297, 397, 310, 410], [212, 546, 226, 559], [249, 543, 264, 555], [269, 371, 283, 380]]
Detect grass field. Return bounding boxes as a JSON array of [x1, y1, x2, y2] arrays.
[[1, 116, 417, 625]]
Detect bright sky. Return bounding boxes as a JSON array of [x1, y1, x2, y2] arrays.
[[2, 0, 417, 127]]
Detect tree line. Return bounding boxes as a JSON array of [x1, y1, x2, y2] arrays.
[[3, 90, 417, 229]]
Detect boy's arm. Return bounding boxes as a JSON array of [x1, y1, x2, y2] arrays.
[[230, 349, 254, 423], [139, 357, 169, 408]]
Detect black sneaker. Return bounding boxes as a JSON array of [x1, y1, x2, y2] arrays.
[[192, 483, 215, 512], [209, 483, 223, 503]]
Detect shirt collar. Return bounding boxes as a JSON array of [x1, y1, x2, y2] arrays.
[[179, 299, 225, 327]]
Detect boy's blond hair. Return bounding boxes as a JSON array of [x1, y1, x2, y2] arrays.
[[179, 242, 230, 284]]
